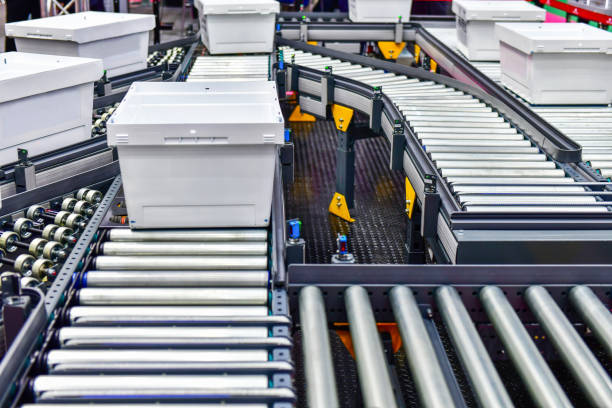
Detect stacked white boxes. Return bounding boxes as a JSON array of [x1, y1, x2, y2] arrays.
[[452, 0, 545, 61], [5, 11, 154, 77], [107, 81, 285, 229], [196, 0, 279, 54], [0, 52, 102, 166], [348, 0, 413, 22], [496, 23, 612, 104]]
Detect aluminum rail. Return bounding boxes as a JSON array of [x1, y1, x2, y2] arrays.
[[569, 285, 612, 356], [436, 286, 513, 408], [345, 286, 399, 408], [525, 286, 612, 407], [390, 286, 455, 407], [299, 286, 340, 408], [480, 286, 572, 408]]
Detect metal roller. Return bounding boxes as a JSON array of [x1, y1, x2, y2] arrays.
[[100, 242, 268, 256], [67, 306, 268, 325], [34, 388, 294, 403], [299, 286, 339, 408], [345, 286, 398, 408], [45, 349, 269, 371], [32, 375, 269, 396], [441, 169, 565, 178], [480, 286, 572, 408], [436, 286, 513, 408], [47, 361, 292, 375], [430, 153, 546, 162], [94, 256, 268, 271], [23, 405, 267, 408], [389, 286, 455, 408], [108, 229, 267, 242], [435, 161, 555, 169], [83, 271, 269, 287], [464, 205, 608, 213], [76, 288, 269, 305], [569, 286, 612, 356], [525, 286, 612, 407]]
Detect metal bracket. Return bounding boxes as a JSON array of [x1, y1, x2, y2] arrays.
[[299, 21, 308, 42], [378, 41, 406, 60], [421, 174, 440, 239], [390, 120, 406, 171], [394, 22, 404, 44], [332, 104, 354, 132], [370, 88, 383, 134], [329, 193, 355, 223], [14, 149, 36, 193], [321, 66, 335, 108], [405, 177, 416, 220]]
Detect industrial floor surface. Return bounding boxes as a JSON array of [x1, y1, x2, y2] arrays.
[[284, 116, 409, 264]]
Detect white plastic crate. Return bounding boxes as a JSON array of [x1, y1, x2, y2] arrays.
[[349, 0, 412, 22], [452, 1, 545, 61], [5, 11, 154, 77], [0, 52, 102, 166], [107, 81, 285, 229], [496, 23, 612, 105], [197, 0, 279, 54]]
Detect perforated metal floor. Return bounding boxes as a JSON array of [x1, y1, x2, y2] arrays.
[[285, 117, 408, 264]]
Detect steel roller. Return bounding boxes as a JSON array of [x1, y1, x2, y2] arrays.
[[525, 286, 612, 407], [108, 229, 267, 242], [100, 242, 268, 256], [76, 287, 269, 305], [299, 286, 339, 408], [436, 286, 513, 408], [67, 306, 269, 325], [480, 286, 572, 408], [389, 286, 455, 408], [345, 286, 398, 408], [93, 256, 268, 271], [83, 271, 269, 287], [569, 286, 612, 356]]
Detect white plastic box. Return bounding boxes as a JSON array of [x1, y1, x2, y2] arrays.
[[496, 23, 612, 105], [452, 1, 545, 61], [5, 11, 155, 77], [349, 0, 412, 22], [0, 52, 102, 166], [107, 81, 285, 229], [197, 0, 279, 54]]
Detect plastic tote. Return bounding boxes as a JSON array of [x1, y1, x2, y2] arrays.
[[496, 22, 612, 104], [5, 11, 155, 77], [197, 0, 280, 54], [107, 81, 285, 229], [452, 0, 545, 61], [348, 0, 413, 23], [0, 52, 102, 166]]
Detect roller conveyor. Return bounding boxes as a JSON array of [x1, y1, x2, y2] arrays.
[[186, 56, 270, 82], [21, 228, 294, 407], [294, 280, 612, 408], [280, 46, 609, 214], [449, 43, 612, 179]]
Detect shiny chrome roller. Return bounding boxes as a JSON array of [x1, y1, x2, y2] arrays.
[[100, 242, 268, 256], [93, 256, 268, 271], [83, 271, 269, 287], [76, 287, 269, 305], [108, 228, 268, 242]]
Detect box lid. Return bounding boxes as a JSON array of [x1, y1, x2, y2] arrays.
[[199, 0, 280, 15], [0, 52, 103, 104], [107, 81, 285, 146], [452, 0, 545, 21], [496, 22, 612, 54], [5, 11, 155, 44]]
